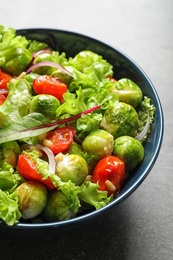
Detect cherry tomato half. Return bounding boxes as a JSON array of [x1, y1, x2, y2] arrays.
[[33, 75, 67, 102], [0, 69, 12, 90], [43, 126, 76, 155], [92, 155, 126, 196], [17, 153, 55, 190]]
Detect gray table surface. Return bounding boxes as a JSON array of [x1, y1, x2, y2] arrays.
[[0, 0, 172, 259]]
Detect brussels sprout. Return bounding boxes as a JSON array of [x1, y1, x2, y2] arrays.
[[113, 136, 144, 171], [24, 73, 40, 85], [30, 94, 60, 119], [55, 153, 88, 185], [0, 141, 20, 167], [16, 180, 47, 219], [82, 129, 114, 160], [51, 68, 73, 85], [100, 101, 139, 139], [67, 141, 98, 174], [43, 190, 77, 222], [110, 78, 143, 108]]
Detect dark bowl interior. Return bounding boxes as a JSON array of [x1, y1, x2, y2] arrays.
[[2, 29, 164, 229]]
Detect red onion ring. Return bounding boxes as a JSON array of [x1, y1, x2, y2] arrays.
[[33, 49, 52, 59], [25, 61, 73, 77], [36, 144, 56, 174]]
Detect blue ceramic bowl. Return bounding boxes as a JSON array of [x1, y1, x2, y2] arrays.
[[6, 29, 164, 229]]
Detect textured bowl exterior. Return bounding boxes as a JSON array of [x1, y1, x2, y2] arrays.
[[4, 29, 164, 229]]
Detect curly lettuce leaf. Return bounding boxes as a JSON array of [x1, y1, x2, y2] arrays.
[[56, 86, 113, 138], [0, 189, 21, 226], [68, 50, 113, 78], [56, 86, 112, 117], [137, 96, 156, 142], [79, 181, 113, 210], [68, 53, 113, 93], [56, 88, 88, 116], [0, 79, 32, 127], [0, 25, 32, 76], [27, 39, 48, 53], [0, 162, 22, 191]]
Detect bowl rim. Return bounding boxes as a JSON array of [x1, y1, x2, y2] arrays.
[[1, 28, 164, 229]]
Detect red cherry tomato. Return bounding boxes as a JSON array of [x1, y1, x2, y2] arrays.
[[44, 126, 76, 155], [33, 75, 67, 102], [17, 153, 54, 190], [0, 69, 12, 90], [92, 155, 126, 196]]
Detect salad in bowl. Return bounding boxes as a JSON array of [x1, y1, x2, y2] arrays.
[[0, 25, 162, 228]]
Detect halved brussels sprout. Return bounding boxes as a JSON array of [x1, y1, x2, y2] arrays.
[[67, 141, 98, 174], [82, 129, 114, 160], [43, 190, 77, 222], [30, 94, 60, 119], [55, 153, 88, 185], [16, 180, 47, 219], [24, 73, 40, 85], [110, 78, 143, 108], [0, 141, 20, 167], [100, 101, 139, 139], [113, 135, 144, 171]]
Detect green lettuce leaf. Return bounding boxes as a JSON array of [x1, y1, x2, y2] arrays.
[[67, 50, 113, 93], [51, 175, 81, 213], [0, 79, 32, 127], [0, 189, 21, 226], [68, 50, 113, 78], [0, 162, 22, 191], [79, 181, 113, 210], [27, 39, 48, 53], [137, 96, 156, 142], [0, 25, 32, 76]]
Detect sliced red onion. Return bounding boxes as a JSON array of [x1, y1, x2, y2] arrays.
[[36, 144, 56, 174], [135, 111, 150, 141], [0, 89, 8, 95], [33, 49, 52, 59], [26, 61, 73, 77]]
